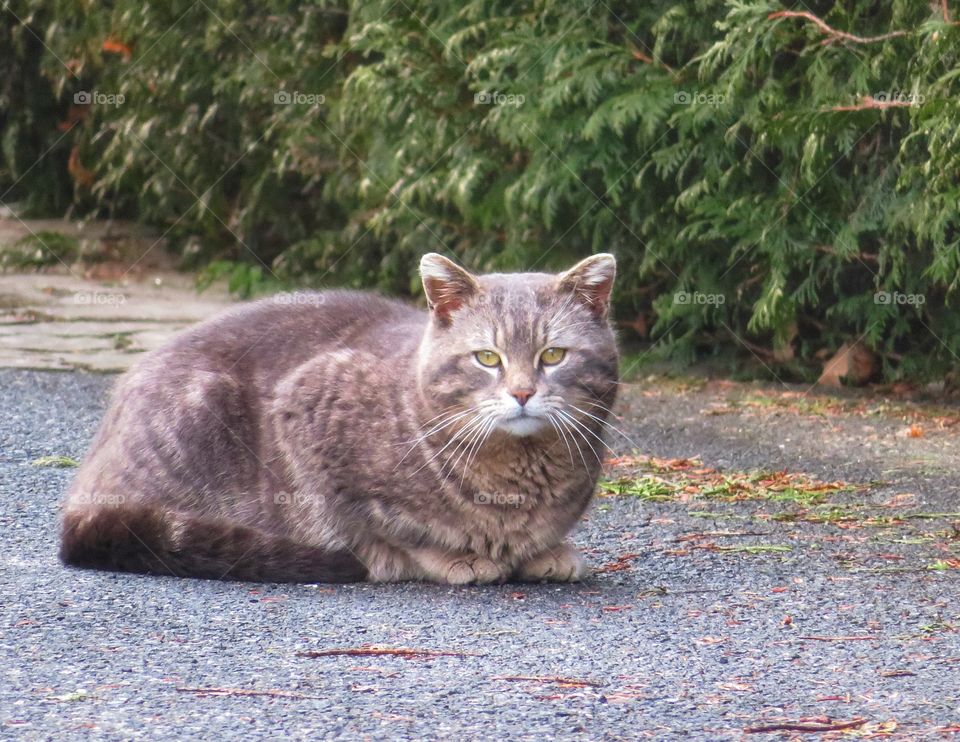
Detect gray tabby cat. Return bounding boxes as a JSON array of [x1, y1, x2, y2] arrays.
[[60, 253, 619, 584]]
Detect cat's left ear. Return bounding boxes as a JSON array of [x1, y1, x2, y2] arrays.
[[558, 253, 616, 318], [420, 253, 480, 323]]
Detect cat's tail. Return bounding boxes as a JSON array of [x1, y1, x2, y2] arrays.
[[59, 504, 368, 583]]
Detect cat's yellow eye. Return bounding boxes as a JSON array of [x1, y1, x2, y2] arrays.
[[475, 350, 502, 367], [540, 347, 566, 366]]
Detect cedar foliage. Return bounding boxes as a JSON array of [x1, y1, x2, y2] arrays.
[[2, 1, 959, 381]]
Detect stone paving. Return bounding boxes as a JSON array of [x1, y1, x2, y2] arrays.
[[0, 215, 233, 371]]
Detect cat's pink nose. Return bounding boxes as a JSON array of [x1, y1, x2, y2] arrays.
[[511, 389, 535, 407]]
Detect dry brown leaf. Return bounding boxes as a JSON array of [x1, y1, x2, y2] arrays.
[[595, 553, 641, 574], [818, 341, 877, 387], [717, 681, 754, 692]]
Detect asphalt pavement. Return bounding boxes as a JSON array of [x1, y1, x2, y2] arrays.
[[2, 369, 959, 740]]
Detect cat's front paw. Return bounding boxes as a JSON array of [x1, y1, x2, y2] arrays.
[[516, 544, 587, 583], [443, 555, 506, 585]]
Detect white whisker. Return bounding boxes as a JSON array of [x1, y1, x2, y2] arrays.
[[548, 291, 580, 329], [549, 319, 600, 336], [461, 415, 498, 474], [445, 412, 495, 478], [545, 411, 575, 467], [567, 403, 639, 450], [553, 410, 593, 469], [555, 409, 607, 463], [393, 406, 480, 470], [409, 412, 490, 476], [454, 414, 500, 497]]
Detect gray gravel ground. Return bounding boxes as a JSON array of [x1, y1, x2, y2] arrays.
[[2, 369, 959, 740]]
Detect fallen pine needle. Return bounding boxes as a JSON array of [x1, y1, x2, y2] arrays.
[[799, 635, 877, 642], [296, 646, 476, 660], [675, 531, 770, 542], [595, 553, 641, 573], [492, 675, 603, 688], [745, 717, 868, 733], [176, 687, 323, 700]]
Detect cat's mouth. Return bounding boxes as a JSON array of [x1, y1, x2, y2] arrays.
[[497, 412, 548, 437]]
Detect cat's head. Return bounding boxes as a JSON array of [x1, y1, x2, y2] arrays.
[[416, 253, 619, 438]]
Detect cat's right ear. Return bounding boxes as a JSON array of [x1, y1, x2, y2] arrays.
[[420, 253, 479, 324], [558, 253, 616, 318]]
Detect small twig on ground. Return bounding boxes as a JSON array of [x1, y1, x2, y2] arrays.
[[745, 717, 868, 733], [768, 10, 908, 44], [879, 669, 917, 678], [675, 531, 772, 542], [176, 687, 323, 700], [296, 646, 476, 660], [492, 675, 603, 688], [799, 635, 877, 642]]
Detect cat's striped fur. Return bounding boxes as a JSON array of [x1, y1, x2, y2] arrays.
[[60, 254, 619, 583]]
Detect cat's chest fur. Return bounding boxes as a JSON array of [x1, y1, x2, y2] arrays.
[[271, 349, 596, 562]]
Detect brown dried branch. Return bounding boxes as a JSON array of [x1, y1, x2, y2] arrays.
[[768, 10, 909, 45], [798, 635, 877, 641], [721, 329, 777, 361], [296, 646, 475, 660], [745, 717, 868, 734], [492, 675, 603, 688], [629, 46, 675, 75], [939, 0, 960, 25], [176, 687, 323, 699], [814, 244, 879, 261], [829, 96, 915, 111]]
